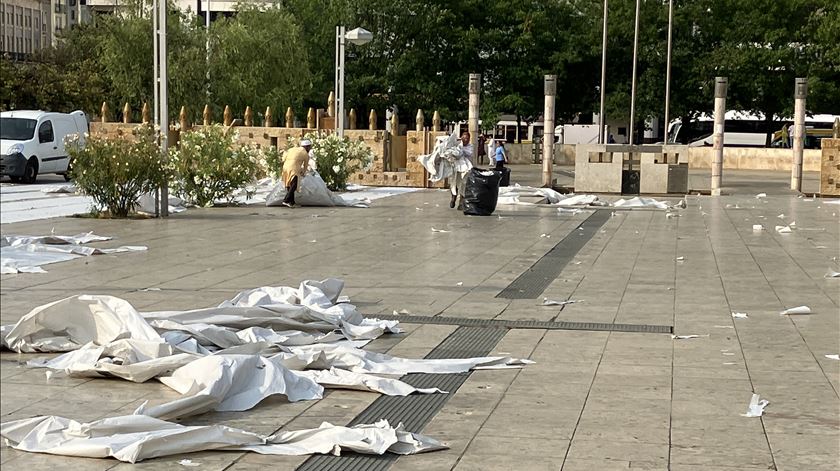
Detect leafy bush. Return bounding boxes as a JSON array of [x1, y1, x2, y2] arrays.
[[261, 145, 283, 179], [169, 124, 260, 207], [282, 133, 373, 191], [67, 124, 166, 218]]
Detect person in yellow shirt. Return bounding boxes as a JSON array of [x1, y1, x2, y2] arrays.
[[281, 139, 312, 207]]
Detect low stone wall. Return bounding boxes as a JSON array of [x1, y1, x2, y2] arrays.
[[822, 139, 839, 196], [686, 146, 821, 172], [500, 143, 575, 165]]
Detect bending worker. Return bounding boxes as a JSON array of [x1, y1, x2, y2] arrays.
[[281, 139, 312, 207]]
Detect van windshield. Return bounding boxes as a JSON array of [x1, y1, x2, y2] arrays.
[[1, 118, 37, 140]]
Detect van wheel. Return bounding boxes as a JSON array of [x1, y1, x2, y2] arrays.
[[23, 158, 38, 184], [63, 160, 73, 181], [9, 176, 21, 183]]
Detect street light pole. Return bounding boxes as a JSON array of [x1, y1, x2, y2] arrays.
[[599, 0, 608, 144], [154, 0, 169, 217], [205, 0, 210, 99], [629, 0, 641, 145], [664, 0, 674, 142], [335, 27, 372, 138]]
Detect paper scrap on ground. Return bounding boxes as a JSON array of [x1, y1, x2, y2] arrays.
[[542, 298, 580, 306], [755, 193, 767, 198], [612, 197, 671, 210], [178, 459, 201, 467], [431, 227, 450, 233], [775, 225, 792, 234], [741, 393, 769, 417], [780, 306, 812, 315], [1, 232, 146, 274], [825, 354, 840, 360], [752, 225, 764, 232], [672, 334, 707, 340], [825, 270, 840, 278], [0, 415, 445, 463], [732, 312, 749, 319]]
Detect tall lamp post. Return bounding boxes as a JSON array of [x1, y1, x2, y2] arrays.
[[663, 0, 674, 142], [598, 0, 608, 144], [335, 27, 373, 138]]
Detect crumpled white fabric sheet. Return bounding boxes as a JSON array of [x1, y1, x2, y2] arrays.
[[283, 343, 535, 375], [0, 415, 446, 463], [1, 232, 147, 274], [265, 171, 370, 208], [135, 354, 325, 420], [417, 131, 471, 183], [612, 197, 671, 210], [496, 186, 602, 207]]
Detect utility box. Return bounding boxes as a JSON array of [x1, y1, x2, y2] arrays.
[[821, 138, 840, 196], [575, 144, 690, 194]]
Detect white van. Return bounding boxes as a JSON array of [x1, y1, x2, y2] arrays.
[[0, 110, 89, 183]]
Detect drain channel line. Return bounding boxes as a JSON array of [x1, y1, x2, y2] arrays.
[[297, 326, 507, 471], [496, 209, 612, 299], [367, 314, 673, 334]]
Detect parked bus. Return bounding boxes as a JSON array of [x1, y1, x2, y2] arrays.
[[666, 112, 838, 148]]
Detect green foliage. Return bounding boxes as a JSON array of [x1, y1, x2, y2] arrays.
[[308, 133, 373, 191], [68, 125, 167, 218], [169, 125, 260, 207], [262, 145, 284, 179]]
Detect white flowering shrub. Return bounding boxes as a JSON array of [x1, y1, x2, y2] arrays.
[[286, 132, 373, 191], [261, 145, 283, 179], [67, 124, 167, 218], [170, 124, 260, 207]]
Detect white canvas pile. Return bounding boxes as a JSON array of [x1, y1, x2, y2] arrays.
[[497, 185, 602, 207], [612, 197, 672, 210], [417, 132, 471, 183], [1, 232, 148, 274], [266, 172, 371, 207], [0, 278, 533, 462], [0, 415, 445, 463]]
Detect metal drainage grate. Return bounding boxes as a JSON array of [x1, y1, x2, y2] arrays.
[[366, 314, 672, 334], [297, 326, 507, 471], [496, 209, 612, 299]]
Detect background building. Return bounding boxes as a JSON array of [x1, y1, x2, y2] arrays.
[[0, 0, 91, 57]]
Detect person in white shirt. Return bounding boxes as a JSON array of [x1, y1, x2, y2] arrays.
[[450, 131, 474, 208]]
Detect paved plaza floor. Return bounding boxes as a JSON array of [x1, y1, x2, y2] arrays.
[[1, 165, 838, 470]]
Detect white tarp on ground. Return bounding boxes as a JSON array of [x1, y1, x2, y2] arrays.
[[497, 186, 602, 207], [0, 415, 445, 463], [0, 278, 534, 462], [266, 171, 371, 207], [1, 232, 147, 274]]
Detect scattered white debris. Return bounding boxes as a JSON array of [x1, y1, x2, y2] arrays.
[[540, 233, 550, 238], [431, 227, 451, 233], [672, 334, 707, 340], [741, 393, 769, 417], [755, 193, 767, 199], [723, 362, 737, 365], [542, 298, 580, 306], [666, 212, 680, 219], [825, 354, 840, 360], [139, 288, 162, 292], [309, 239, 317, 243], [722, 352, 735, 356], [825, 270, 840, 278], [752, 225, 764, 232], [714, 325, 734, 329], [391, 309, 411, 315], [1, 233, 148, 274], [415, 207, 423, 211], [336, 296, 351, 303], [775, 225, 792, 234], [676, 256, 685, 262], [557, 207, 583, 215], [178, 459, 201, 467], [789, 221, 796, 227], [456, 282, 463, 286], [732, 312, 749, 319], [780, 306, 812, 315], [777, 213, 785, 218]]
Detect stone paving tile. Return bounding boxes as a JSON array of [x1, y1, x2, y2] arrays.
[[1, 168, 838, 470]]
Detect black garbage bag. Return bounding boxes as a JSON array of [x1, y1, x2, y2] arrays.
[[498, 167, 511, 187], [462, 168, 502, 216]]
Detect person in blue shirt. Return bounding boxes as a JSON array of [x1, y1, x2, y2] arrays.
[[494, 139, 508, 170]]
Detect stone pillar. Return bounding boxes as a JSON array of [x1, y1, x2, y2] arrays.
[[122, 103, 131, 123], [179, 106, 188, 131], [369, 110, 378, 130], [348, 109, 357, 129], [203, 104, 211, 125], [542, 75, 557, 187], [307, 108, 316, 129], [327, 91, 335, 117], [223, 105, 232, 126], [142, 102, 151, 124], [285, 107, 294, 128], [264, 107, 273, 127], [833, 118, 840, 138], [468, 73, 480, 161], [791, 78, 807, 192], [244, 106, 253, 126], [432, 110, 441, 132], [390, 112, 399, 136], [416, 109, 424, 132], [711, 77, 727, 195], [100, 102, 109, 123]]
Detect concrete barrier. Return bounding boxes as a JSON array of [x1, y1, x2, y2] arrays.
[[686, 146, 821, 172]]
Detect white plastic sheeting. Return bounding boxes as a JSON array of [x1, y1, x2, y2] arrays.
[[497, 186, 601, 207], [0, 278, 536, 462], [1, 232, 147, 274], [265, 171, 371, 207], [417, 132, 469, 183], [0, 415, 445, 463]]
